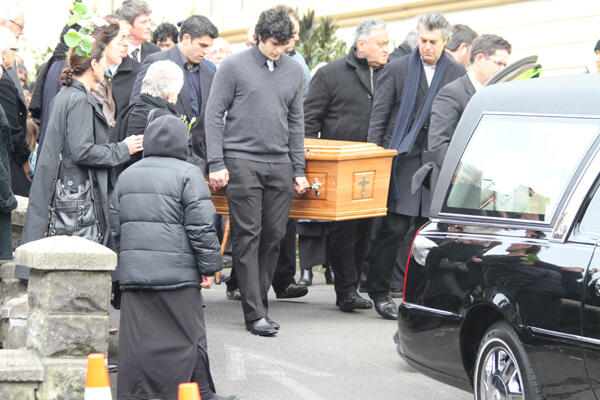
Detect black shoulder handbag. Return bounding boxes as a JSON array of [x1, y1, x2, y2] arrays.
[[47, 123, 102, 243]]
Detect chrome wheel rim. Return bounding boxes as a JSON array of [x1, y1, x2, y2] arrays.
[[479, 344, 524, 400]]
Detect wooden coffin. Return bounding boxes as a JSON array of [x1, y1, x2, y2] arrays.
[[211, 138, 397, 221]]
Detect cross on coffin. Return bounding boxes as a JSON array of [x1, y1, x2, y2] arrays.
[[358, 175, 371, 198]]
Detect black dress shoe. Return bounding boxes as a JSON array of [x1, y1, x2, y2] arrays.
[[373, 296, 398, 320], [226, 288, 241, 301], [266, 317, 280, 329], [245, 317, 277, 336], [324, 264, 334, 284], [298, 269, 313, 287], [275, 283, 308, 299], [337, 291, 373, 311]]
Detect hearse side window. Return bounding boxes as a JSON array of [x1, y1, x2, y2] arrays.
[[442, 114, 599, 223], [576, 178, 600, 241]]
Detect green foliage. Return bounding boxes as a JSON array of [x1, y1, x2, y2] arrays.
[[296, 9, 348, 71], [65, 1, 98, 58]]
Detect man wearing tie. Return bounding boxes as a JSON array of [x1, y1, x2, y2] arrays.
[[205, 7, 309, 336]]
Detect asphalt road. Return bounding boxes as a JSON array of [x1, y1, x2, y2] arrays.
[[109, 268, 472, 400], [201, 269, 471, 400]]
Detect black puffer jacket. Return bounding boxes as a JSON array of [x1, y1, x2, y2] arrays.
[[110, 115, 222, 291]]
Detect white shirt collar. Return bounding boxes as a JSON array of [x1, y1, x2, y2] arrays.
[[421, 58, 436, 86], [467, 70, 483, 91], [128, 43, 142, 61]]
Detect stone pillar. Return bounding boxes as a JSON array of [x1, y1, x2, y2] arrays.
[[0, 350, 43, 400], [14, 236, 116, 400], [11, 195, 27, 250]]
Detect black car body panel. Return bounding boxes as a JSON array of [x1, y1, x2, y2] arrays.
[[397, 75, 600, 399]]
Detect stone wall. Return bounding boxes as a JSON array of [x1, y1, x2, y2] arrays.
[[0, 236, 116, 399]]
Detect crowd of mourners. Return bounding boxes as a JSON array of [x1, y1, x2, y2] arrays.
[[1, 0, 597, 399]]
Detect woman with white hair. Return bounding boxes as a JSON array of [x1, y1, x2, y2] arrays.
[[112, 59, 184, 177]]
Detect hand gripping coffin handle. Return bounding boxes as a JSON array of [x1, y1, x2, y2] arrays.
[[306, 178, 322, 197]]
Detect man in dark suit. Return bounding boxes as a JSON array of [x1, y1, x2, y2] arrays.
[[113, 0, 160, 119], [303, 18, 389, 312], [365, 12, 465, 319], [426, 34, 511, 190], [130, 15, 218, 167], [444, 24, 478, 67], [115, 0, 159, 64]]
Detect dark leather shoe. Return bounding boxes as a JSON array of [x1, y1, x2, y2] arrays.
[[245, 318, 277, 336], [266, 317, 280, 330], [324, 264, 334, 284], [373, 296, 398, 320], [298, 269, 313, 287], [337, 291, 373, 311], [275, 283, 308, 299], [226, 288, 241, 301]]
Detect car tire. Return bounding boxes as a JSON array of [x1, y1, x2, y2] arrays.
[[474, 321, 542, 400]]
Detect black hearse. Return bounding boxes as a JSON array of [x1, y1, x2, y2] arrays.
[[398, 75, 600, 400]]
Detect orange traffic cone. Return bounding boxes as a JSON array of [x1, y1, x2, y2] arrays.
[[178, 382, 201, 400], [84, 353, 112, 400]]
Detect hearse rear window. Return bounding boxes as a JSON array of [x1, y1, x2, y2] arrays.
[[442, 114, 599, 223]]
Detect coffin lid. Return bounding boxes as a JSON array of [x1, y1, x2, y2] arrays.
[[304, 138, 397, 161]]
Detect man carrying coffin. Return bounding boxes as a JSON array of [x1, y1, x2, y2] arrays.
[[206, 7, 309, 336]]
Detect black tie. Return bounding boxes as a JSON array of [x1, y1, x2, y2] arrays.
[[131, 48, 140, 62]]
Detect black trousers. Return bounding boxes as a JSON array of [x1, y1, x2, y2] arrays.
[[271, 218, 297, 292], [228, 218, 297, 294], [329, 218, 372, 296], [225, 158, 293, 322], [366, 213, 427, 298]]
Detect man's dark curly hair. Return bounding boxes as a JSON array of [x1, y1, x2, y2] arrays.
[[254, 6, 293, 45], [152, 22, 179, 45]]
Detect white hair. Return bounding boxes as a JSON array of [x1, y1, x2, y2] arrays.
[[353, 19, 386, 45], [0, 26, 16, 51], [141, 60, 184, 99]]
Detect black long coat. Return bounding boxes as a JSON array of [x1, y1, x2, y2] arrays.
[[0, 105, 17, 259], [21, 80, 130, 255], [0, 67, 30, 197], [111, 42, 160, 120], [367, 52, 465, 217], [304, 46, 382, 141], [129, 45, 214, 163]]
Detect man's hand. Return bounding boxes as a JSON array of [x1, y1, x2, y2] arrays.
[[22, 161, 31, 181], [294, 176, 309, 195], [201, 275, 215, 289], [209, 168, 229, 190]]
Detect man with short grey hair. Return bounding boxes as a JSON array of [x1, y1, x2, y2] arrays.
[[303, 18, 389, 312], [445, 24, 478, 66], [365, 12, 465, 320], [116, 0, 159, 63]]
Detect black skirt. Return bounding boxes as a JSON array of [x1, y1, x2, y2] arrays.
[[117, 286, 214, 400]]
